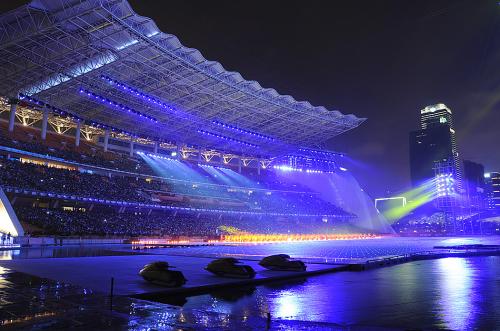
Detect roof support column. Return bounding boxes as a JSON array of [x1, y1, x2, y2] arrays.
[[103, 129, 110, 152], [41, 107, 49, 140], [8, 102, 17, 133], [129, 138, 135, 157], [257, 159, 261, 175], [176, 145, 181, 160], [238, 158, 242, 173], [153, 141, 158, 154], [75, 120, 81, 147]]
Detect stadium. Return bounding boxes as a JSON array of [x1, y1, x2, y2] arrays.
[[0, 0, 393, 242], [1, 1, 499, 330]]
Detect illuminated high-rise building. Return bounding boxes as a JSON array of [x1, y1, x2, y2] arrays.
[[463, 160, 486, 210], [420, 103, 454, 130], [409, 103, 461, 188], [485, 172, 500, 211]]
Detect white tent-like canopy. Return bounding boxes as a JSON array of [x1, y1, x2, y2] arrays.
[[0, 0, 365, 157]]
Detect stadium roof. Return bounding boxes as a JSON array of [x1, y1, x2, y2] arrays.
[[0, 0, 365, 156]]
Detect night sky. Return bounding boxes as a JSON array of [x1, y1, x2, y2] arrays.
[[2, 1, 499, 198]]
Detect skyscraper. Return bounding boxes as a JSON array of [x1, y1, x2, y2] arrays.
[[485, 172, 500, 211], [409, 103, 461, 188], [463, 160, 486, 211]]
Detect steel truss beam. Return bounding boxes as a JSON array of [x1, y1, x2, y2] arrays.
[[0, 0, 365, 158]]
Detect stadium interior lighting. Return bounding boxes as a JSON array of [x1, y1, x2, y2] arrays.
[[18, 94, 139, 138], [23, 53, 117, 96], [101, 75, 176, 112], [138, 152, 209, 183], [305, 169, 336, 174], [273, 165, 303, 172], [274, 165, 337, 174], [212, 120, 275, 141], [218, 166, 257, 187], [139, 152, 176, 161], [116, 39, 139, 50], [79, 88, 158, 122], [198, 129, 258, 148], [137, 152, 261, 193], [287, 155, 337, 165], [298, 148, 345, 157], [199, 163, 230, 171]]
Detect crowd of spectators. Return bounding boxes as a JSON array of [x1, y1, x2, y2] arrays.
[[15, 206, 350, 237], [0, 133, 151, 174], [0, 129, 356, 237], [0, 158, 350, 216], [0, 159, 150, 202]]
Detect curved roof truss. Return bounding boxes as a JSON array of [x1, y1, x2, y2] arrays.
[[0, 0, 365, 156]]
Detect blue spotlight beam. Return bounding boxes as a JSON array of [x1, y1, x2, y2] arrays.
[[212, 120, 275, 141], [79, 88, 158, 122]]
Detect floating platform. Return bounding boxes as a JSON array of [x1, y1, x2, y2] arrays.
[[0, 254, 347, 297]]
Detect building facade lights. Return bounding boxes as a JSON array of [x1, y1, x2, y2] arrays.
[[436, 173, 456, 197]]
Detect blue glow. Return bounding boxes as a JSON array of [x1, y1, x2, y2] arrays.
[[437, 258, 476, 330], [116, 39, 139, 50], [19, 93, 141, 138], [198, 129, 258, 148], [273, 165, 336, 174], [298, 148, 345, 158], [286, 155, 338, 165], [23, 53, 117, 96], [212, 120, 275, 141], [435, 173, 455, 197], [101, 75, 176, 112], [274, 165, 303, 172], [79, 88, 158, 122]]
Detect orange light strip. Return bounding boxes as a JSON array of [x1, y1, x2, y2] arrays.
[[220, 233, 380, 243], [131, 234, 383, 246]]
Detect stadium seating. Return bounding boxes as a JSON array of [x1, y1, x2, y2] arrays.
[[0, 125, 354, 237]]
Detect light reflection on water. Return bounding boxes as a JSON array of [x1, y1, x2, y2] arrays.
[[169, 257, 500, 330], [436, 258, 476, 330], [0, 249, 19, 260], [275, 290, 300, 319]]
